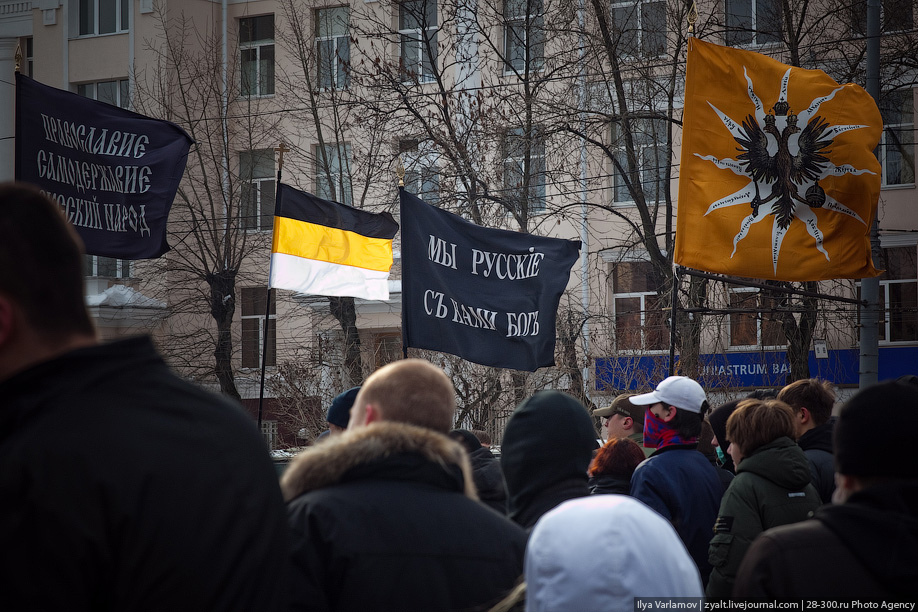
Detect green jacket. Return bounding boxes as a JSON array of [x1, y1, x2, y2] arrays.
[[706, 436, 821, 599]]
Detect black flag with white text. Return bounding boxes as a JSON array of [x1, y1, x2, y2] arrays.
[[15, 73, 193, 259], [400, 189, 581, 371]]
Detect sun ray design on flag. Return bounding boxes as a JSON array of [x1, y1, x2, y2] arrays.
[[695, 67, 876, 274]]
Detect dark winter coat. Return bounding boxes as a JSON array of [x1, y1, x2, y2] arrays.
[[469, 446, 509, 514], [630, 445, 725, 585], [705, 437, 821, 599], [0, 337, 289, 612], [282, 422, 527, 612], [734, 482, 918, 599], [797, 419, 836, 503]]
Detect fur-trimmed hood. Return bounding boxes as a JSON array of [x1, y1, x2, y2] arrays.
[[281, 421, 477, 502]]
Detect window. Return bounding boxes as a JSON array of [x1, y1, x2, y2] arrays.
[[261, 420, 278, 450], [850, 0, 914, 35], [240, 15, 275, 97], [316, 143, 353, 206], [610, 0, 666, 57], [317, 7, 350, 90], [399, 0, 438, 82], [24, 37, 33, 77], [78, 0, 129, 36], [878, 246, 918, 342], [504, 127, 546, 215], [240, 150, 276, 231], [78, 79, 131, 279], [400, 140, 440, 204], [880, 89, 915, 187], [504, 0, 544, 72], [728, 287, 785, 348], [725, 0, 781, 46], [241, 287, 276, 369], [611, 261, 666, 351], [77, 79, 130, 108], [612, 118, 668, 206], [84, 256, 131, 279]]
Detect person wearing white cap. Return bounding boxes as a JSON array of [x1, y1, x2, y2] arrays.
[[628, 375, 725, 587]]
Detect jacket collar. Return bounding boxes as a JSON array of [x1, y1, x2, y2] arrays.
[[280, 421, 476, 502]]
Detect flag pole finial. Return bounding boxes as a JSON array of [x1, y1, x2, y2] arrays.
[[687, 1, 697, 35], [14, 43, 21, 73], [275, 142, 290, 173], [396, 155, 405, 187]]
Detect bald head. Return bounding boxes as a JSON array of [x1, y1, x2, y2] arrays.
[[349, 359, 456, 433]]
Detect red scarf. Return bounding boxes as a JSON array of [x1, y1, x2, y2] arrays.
[[642, 409, 699, 449]]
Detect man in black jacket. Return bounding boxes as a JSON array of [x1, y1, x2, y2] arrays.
[[501, 390, 597, 529], [282, 359, 527, 612], [0, 184, 289, 611], [777, 378, 837, 503], [734, 379, 918, 599]]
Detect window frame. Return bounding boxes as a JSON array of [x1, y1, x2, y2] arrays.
[[611, 118, 669, 207], [239, 149, 276, 232], [727, 287, 786, 349], [880, 89, 916, 188], [316, 6, 350, 90], [77, 0, 129, 37], [399, 0, 439, 83], [876, 245, 918, 344], [503, 126, 546, 216], [610, 260, 668, 353], [400, 139, 441, 204], [315, 142, 354, 206], [240, 15, 276, 98], [503, 0, 545, 74], [724, 0, 782, 46], [241, 286, 277, 370], [609, 0, 667, 58]]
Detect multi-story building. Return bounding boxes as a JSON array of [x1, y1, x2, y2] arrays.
[[2, 0, 915, 448]]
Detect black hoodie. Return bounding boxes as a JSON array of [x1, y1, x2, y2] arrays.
[[500, 390, 597, 529]]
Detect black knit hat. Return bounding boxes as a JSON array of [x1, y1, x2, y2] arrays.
[[835, 380, 918, 478], [327, 386, 360, 428]]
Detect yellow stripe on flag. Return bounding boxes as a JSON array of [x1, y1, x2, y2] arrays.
[[675, 39, 882, 281], [272, 216, 394, 273]]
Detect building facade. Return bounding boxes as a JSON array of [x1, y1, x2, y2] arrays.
[[3, 0, 915, 447]]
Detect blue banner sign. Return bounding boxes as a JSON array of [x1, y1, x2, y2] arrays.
[[595, 346, 918, 391]]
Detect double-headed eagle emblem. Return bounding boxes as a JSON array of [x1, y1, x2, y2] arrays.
[[696, 68, 875, 273]]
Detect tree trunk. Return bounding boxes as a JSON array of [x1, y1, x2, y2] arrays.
[[206, 269, 241, 401], [330, 296, 364, 386]]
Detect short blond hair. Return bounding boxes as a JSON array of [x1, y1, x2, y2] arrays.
[[358, 359, 456, 433], [726, 399, 797, 456]]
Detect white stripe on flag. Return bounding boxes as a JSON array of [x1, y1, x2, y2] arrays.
[[269, 253, 391, 301]]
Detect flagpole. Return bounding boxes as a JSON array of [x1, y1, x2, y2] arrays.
[[858, 0, 881, 389], [669, 267, 680, 376], [396, 157, 409, 360], [258, 142, 289, 431]]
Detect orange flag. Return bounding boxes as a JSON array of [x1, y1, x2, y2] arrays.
[[675, 38, 882, 281]]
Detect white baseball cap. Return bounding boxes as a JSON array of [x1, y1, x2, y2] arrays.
[[629, 376, 707, 413]]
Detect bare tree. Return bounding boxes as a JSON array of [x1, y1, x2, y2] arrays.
[[133, 5, 282, 398]]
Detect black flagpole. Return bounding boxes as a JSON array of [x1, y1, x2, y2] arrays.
[[258, 142, 289, 431]]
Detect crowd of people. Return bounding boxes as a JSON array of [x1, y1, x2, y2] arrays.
[[2, 183, 917, 610]]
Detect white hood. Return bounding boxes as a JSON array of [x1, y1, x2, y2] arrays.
[[525, 495, 703, 611]]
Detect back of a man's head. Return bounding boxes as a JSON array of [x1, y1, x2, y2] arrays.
[[778, 378, 836, 425], [353, 358, 456, 433], [0, 183, 94, 340], [835, 379, 918, 481]]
